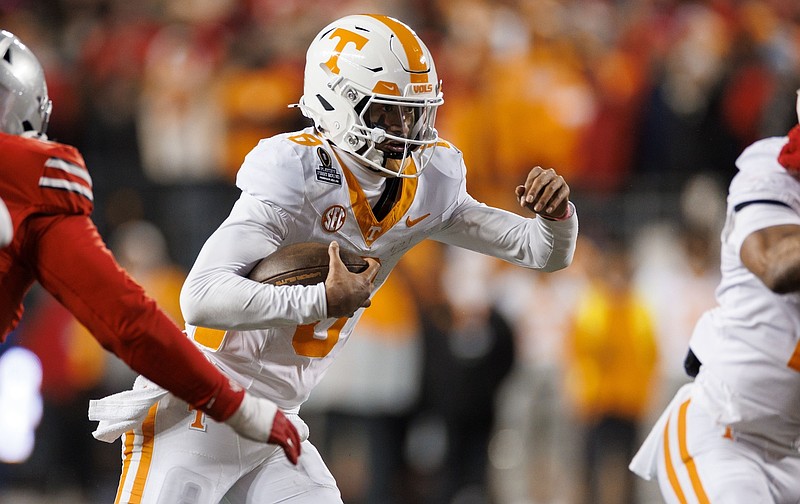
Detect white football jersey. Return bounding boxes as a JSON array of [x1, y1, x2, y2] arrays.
[[690, 136, 800, 447], [180, 127, 578, 412]]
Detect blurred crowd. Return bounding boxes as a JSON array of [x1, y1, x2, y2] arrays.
[[1, 0, 799, 503]]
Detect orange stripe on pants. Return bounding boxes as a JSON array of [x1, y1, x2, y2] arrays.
[[663, 417, 689, 504], [677, 399, 710, 504], [115, 403, 158, 504], [663, 399, 712, 504]]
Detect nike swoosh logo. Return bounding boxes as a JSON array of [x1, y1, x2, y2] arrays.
[[405, 213, 430, 227]]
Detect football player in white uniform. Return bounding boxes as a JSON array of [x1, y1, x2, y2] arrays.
[[93, 14, 578, 504], [630, 92, 800, 503], [0, 28, 300, 472]]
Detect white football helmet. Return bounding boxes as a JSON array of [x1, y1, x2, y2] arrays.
[[0, 30, 51, 136], [297, 14, 444, 177]]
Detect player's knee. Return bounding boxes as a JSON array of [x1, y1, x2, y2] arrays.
[[157, 467, 216, 504]]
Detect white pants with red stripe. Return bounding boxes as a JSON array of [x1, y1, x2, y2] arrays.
[[114, 393, 342, 504], [633, 384, 800, 504]]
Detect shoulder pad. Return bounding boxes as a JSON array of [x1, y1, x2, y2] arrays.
[[425, 137, 466, 180], [235, 131, 319, 215], [0, 132, 86, 168], [0, 132, 93, 215]]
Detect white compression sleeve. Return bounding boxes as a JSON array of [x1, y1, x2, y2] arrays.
[[224, 392, 278, 443]]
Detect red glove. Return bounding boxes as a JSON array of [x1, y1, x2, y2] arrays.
[[225, 393, 302, 464], [268, 410, 302, 465], [779, 125, 800, 174]]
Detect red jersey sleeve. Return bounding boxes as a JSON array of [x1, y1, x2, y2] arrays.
[[25, 214, 244, 421], [0, 133, 242, 421]]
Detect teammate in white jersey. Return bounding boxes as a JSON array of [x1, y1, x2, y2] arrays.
[[94, 14, 578, 504], [630, 92, 800, 503]]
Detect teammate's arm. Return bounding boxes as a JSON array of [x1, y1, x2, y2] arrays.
[[29, 213, 300, 463], [741, 223, 800, 294]]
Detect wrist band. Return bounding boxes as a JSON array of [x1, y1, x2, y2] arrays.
[[541, 201, 575, 221]]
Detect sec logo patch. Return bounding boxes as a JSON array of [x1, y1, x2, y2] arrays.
[[322, 205, 346, 233]]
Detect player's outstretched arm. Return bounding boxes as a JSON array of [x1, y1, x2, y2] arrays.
[[33, 214, 302, 462], [32, 215, 236, 413], [324, 241, 380, 318]]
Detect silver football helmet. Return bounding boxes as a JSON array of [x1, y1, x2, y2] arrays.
[[0, 30, 51, 136], [297, 15, 444, 177]]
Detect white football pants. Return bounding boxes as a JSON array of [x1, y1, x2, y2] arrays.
[[113, 394, 342, 504]]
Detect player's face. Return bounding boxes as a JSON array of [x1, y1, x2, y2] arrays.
[[365, 103, 417, 155]]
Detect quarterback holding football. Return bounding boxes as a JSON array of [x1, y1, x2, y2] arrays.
[[0, 28, 301, 467], [97, 14, 579, 503]]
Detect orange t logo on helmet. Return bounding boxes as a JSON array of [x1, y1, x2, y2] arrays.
[[324, 28, 369, 75]]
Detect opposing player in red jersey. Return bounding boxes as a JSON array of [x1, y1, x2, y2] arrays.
[[0, 30, 301, 464]]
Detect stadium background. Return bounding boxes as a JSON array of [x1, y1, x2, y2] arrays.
[[0, 0, 798, 503]]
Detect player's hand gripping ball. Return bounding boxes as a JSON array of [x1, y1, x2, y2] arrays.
[[248, 242, 368, 286]]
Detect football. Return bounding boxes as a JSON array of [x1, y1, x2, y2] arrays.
[[248, 242, 368, 286]]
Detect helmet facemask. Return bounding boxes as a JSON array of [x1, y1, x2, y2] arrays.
[[347, 92, 440, 177]]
